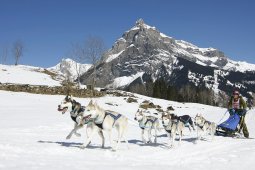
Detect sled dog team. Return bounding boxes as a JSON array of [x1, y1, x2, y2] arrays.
[[58, 95, 217, 151]]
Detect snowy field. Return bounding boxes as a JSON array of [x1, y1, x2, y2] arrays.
[[0, 90, 255, 170]]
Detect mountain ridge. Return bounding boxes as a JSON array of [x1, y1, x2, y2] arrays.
[[80, 19, 255, 102]]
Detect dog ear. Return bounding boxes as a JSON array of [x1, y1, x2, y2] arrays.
[[88, 100, 93, 105], [65, 95, 69, 101], [93, 100, 98, 106]]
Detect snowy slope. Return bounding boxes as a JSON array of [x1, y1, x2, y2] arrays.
[[0, 90, 255, 170], [0, 64, 61, 86]]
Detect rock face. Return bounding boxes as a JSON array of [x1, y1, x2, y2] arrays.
[[80, 19, 255, 98]]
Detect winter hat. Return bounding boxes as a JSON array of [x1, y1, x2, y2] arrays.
[[233, 90, 239, 95]]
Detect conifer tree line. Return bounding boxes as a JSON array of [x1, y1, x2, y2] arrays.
[[151, 79, 216, 105], [127, 78, 219, 106]]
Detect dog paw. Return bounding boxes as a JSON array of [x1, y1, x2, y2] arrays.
[[168, 145, 173, 149], [79, 145, 86, 149], [66, 135, 71, 139], [75, 133, 81, 137], [111, 148, 117, 152]]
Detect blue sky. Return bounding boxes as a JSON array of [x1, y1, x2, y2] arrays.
[[1, 0, 255, 67]]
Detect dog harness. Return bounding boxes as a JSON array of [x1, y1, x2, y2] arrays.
[[162, 120, 178, 134], [139, 117, 158, 130], [197, 120, 212, 130], [70, 100, 85, 124], [162, 124, 172, 134], [95, 111, 122, 129]]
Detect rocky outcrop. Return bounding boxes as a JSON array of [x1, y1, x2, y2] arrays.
[[0, 83, 104, 97]]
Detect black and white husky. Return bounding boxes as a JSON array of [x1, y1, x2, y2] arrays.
[[134, 109, 160, 143], [162, 113, 185, 147], [165, 112, 196, 132], [57, 96, 105, 147], [194, 114, 216, 141]]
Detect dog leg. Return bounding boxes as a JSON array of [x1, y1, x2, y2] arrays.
[[171, 131, 176, 148], [189, 119, 196, 131], [211, 127, 216, 141], [196, 126, 201, 140], [179, 130, 182, 146], [74, 116, 82, 137], [98, 130, 105, 148], [166, 132, 171, 147], [141, 129, 146, 143], [74, 132, 81, 137], [121, 122, 129, 150], [85, 123, 93, 146], [187, 124, 192, 133], [117, 121, 129, 150], [154, 126, 157, 143], [114, 127, 123, 151], [148, 129, 152, 143], [108, 130, 114, 150], [66, 123, 82, 139], [202, 126, 207, 139], [80, 127, 97, 149]]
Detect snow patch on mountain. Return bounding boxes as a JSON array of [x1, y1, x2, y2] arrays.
[[107, 72, 144, 89], [223, 59, 255, 72], [49, 58, 92, 81], [106, 50, 124, 63]]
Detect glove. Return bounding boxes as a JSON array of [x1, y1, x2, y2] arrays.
[[228, 108, 235, 115]]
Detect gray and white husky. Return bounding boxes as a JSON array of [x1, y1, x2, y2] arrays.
[[82, 100, 129, 151], [162, 113, 185, 147], [57, 96, 105, 147], [194, 114, 216, 141], [134, 109, 160, 143]]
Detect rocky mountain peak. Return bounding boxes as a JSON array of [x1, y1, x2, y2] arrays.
[[135, 18, 145, 26], [81, 19, 255, 100]]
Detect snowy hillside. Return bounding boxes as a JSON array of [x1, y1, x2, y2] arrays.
[[0, 59, 91, 87], [48, 58, 92, 81], [0, 64, 61, 86], [0, 90, 255, 170]]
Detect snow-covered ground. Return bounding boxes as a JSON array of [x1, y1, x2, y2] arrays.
[[0, 90, 255, 170], [0, 64, 61, 86]]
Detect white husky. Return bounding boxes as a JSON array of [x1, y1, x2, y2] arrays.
[[134, 109, 160, 143], [82, 100, 129, 151], [194, 114, 216, 141], [162, 113, 185, 147], [57, 96, 105, 148]]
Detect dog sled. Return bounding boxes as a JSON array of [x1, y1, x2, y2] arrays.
[[216, 113, 241, 137]]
